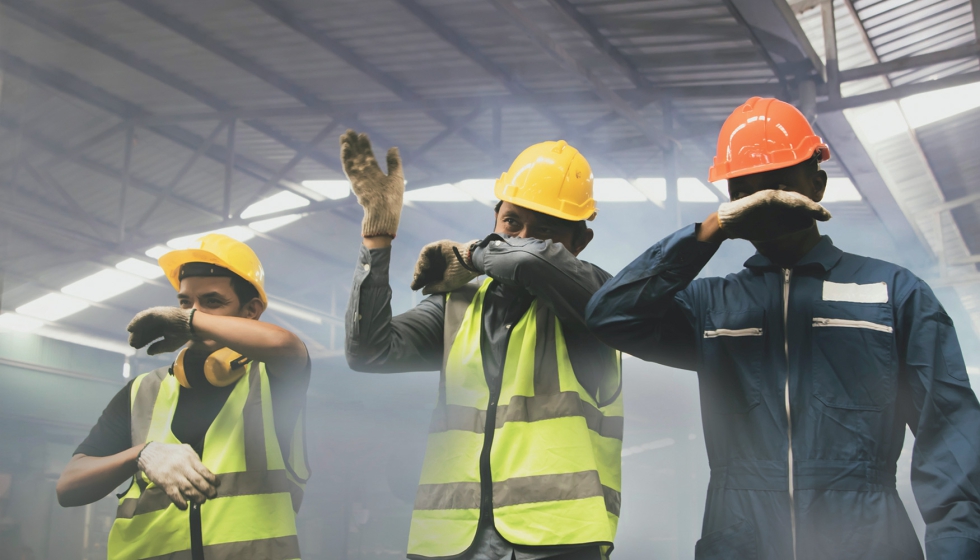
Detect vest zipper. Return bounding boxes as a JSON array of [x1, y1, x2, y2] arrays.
[[782, 268, 797, 560], [190, 502, 204, 560]]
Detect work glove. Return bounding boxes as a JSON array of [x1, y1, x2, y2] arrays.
[[411, 239, 481, 295], [717, 189, 831, 241], [137, 441, 219, 510], [128, 307, 195, 355], [340, 129, 405, 238]]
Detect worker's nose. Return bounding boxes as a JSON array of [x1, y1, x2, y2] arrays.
[[515, 227, 530, 239]]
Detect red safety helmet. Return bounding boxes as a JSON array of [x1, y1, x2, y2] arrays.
[[708, 97, 830, 183]]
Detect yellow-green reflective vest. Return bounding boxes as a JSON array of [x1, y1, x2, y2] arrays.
[[108, 361, 309, 560], [408, 279, 624, 558]]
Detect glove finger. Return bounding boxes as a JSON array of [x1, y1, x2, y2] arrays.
[[412, 245, 448, 291], [386, 147, 403, 180], [166, 486, 188, 510], [179, 479, 208, 505], [147, 336, 186, 356], [185, 468, 217, 499], [189, 458, 219, 488]]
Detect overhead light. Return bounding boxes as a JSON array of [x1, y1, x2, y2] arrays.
[[633, 177, 666, 202], [0, 313, 44, 332], [404, 183, 474, 202], [240, 190, 310, 219], [822, 177, 863, 202], [900, 81, 980, 129], [592, 178, 646, 201], [145, 245, 170, 259], [844, 102, 909, 144], [36, 325, 135, 356], [302, 180, 351, 200], [712, 180, 730, 199], [167, 226, 254, 250], [455, 179, 497, 202], [267, 300, 323, 324], [116, 258, 165, 280], [122, 361, 131, 379], [622, 437, 676, 457], [17, 293, 90, 321], [249, 214, 303, 233], [678, 178, 719, 202], [63, 269, 144, 303]]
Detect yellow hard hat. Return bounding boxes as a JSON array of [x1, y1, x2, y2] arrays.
[[158, 233, 267, 305], [494, 140, 597, 222]]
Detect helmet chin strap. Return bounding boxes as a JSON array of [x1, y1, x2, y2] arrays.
[[171, 347, 252, 388]]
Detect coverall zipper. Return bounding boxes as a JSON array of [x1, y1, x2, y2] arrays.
[[783, 268, 797, 560]]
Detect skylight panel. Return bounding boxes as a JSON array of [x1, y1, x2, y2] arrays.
[[249, 214, 303, 233], [302, 180, 351, 200], [633, 178, 667, 202], [62, 269, 144, 303], [240, 191, 310, 219], [900, 81, 980, 129], [403, 184, 474, 202], [17, 293, 90, 321], [0, 313, 44, 332], [455, 179, 497, 203], [145, 245, 170, 259], [116, 258, 165, 279], [166, 226, 255, 250], [822, 177, 863, 202], [592, 178, 646, 201], [678, 178, 719, 202]]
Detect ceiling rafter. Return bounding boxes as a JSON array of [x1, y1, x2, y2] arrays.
[[116, 0, 443, 176]]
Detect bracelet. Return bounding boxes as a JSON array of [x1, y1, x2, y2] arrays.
[[187, 308, 196, 337]]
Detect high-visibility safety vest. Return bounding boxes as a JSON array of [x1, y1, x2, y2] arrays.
[[107, 361, 309, 560], [408, 279, 624, 558]]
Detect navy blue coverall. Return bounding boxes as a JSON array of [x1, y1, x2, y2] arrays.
[[585, 224, 980, 559]]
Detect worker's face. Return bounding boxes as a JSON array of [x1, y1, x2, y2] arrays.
[[494, 201, 594, 256], [178, 277, 263, 350], [727, 161, 827, 203]]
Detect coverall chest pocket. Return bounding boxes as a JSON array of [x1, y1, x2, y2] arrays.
[[700, 308, 765, 415], [811, 301, 896, 411]]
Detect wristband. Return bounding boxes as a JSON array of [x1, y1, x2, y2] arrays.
[[187, 308, 196, 337]]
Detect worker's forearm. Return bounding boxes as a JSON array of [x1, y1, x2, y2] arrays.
[[696, 212, 728, 244], [190, 313, 308, 373], [362, 236, 392, 249], [57, 445, 143, 507]]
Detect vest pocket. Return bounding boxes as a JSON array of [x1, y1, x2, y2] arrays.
[[811, 301, 895, 411], [694, 519, 758, 560], [700, 309, 765, 415]]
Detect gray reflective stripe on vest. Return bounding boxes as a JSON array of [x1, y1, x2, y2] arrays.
[[116, 470, 293, 519], [141, 535, 301, 560], [131, 368, 169, 445], [243, 364, 267, 471], [428, 393, 624, 440], [414, 471, 621, 516]]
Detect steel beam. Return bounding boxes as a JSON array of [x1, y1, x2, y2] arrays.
[[488, 0, 667, 149], [20, 162, 107, 239], [839, 43, 980, 83], [118, 0, 441, 175], [0, 0, 345, 177], [822, 0, 840, 100], [817, 71, 980, 112], [248, 0, 499, 159]]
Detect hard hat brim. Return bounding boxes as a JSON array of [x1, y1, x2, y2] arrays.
[[159, 248, 268, 305]]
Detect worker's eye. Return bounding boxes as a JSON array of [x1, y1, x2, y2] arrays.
[[205, 298, 225, 308], [178, 299, 192, 309], [503, 217, 520, 228]]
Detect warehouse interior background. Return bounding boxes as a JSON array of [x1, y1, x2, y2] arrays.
[[1, 0, 979, 558]]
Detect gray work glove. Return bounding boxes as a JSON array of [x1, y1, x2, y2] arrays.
[[411, 239, 481, 295], [128, 307, 194, 355], [137, 441, 219, 510], [717, 189, 831, 241], [340, 129, 405, 238]]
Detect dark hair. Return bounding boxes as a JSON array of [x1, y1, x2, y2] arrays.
[[229, 275, 260, 307], [494, 200, 589, 246]]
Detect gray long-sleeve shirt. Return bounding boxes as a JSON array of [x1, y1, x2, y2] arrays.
[[346, 235, 613, 560]]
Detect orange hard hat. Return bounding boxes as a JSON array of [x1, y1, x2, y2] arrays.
[[708, 97, 830, 183]]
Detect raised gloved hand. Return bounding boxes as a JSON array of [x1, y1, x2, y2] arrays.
[[411, 239, 481, 295], [137, 441, 219, 510], [128, 307, 194, 355], [340, 129, 405, 238], [718, 189, 831, 241]]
